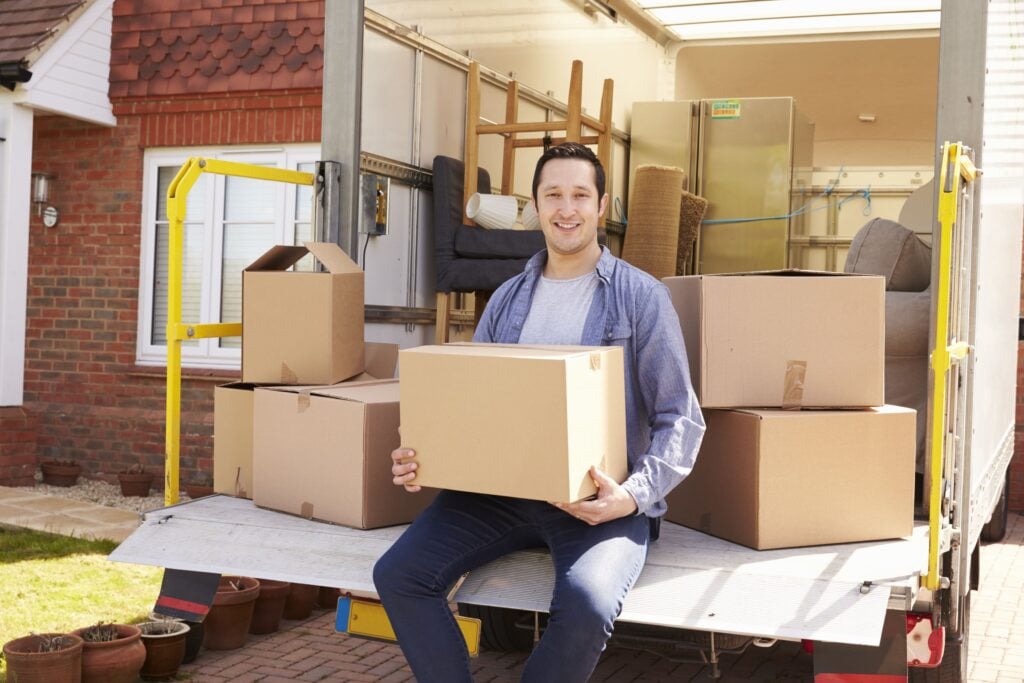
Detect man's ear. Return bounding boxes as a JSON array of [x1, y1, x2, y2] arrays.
[[598, 193, 610, 218]]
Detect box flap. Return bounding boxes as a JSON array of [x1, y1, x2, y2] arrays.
[[412, 342, 610, 360], [364, 342, 399, 379], [697, 269, 876, 279], [304, 241, 362, 274], [245, 245, 309, 272], [258, 380, 399, 405]]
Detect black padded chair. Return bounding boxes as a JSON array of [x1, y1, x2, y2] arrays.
[[432, 155, 546, 341]]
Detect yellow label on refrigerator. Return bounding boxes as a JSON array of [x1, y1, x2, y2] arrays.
[[710, 100, 741, 119]]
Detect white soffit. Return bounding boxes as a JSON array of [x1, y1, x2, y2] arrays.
[[633, 0, 942, 42]]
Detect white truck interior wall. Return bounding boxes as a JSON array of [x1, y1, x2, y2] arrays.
[[675, 37, 939, 167], [360, 28, 432, 348]]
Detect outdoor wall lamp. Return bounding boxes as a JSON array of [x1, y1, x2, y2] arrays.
[[31, 172, 59, 226]]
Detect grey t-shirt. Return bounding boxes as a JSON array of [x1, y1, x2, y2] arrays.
[[518, 271, 599, 345]]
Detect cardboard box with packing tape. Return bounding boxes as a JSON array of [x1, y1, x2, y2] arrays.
[[665, 405, 916, 549], [398, 343, 628, 503], [242, 241, 365, 385], [663, 271, 885, 409], [214, 343, 399, 500], [251, 379, 434, 529]]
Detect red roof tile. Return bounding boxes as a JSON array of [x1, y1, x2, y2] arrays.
[[0, 1, 87, 67], [110, 0, 325, 99]]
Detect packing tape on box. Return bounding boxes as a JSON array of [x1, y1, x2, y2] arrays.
[[280, 363, 298, 384], [296, 389, 313, 412], [782, 360, 807, 410], [300, 502, 314, 519], [590, 352, 602, 370]]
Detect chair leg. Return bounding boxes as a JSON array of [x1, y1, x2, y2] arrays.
[[473, 290, 491, 329], [435, 291, 452, 344]]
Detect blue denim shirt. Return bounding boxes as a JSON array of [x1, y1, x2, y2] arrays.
[[473, 247, 705, 517]]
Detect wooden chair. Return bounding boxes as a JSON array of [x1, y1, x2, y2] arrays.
[[435, 59, 614, 343]]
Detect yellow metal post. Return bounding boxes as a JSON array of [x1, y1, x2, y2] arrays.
[[923, 142, 976, 591], [163, 158, 313, 506]]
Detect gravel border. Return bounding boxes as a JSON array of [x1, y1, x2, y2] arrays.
[[16, 470, 185, 515]]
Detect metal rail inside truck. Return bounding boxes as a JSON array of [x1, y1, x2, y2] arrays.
[[109, 1, 1024, 681]]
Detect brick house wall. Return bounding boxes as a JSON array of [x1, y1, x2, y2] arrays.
[[13, 0, 324, 488]]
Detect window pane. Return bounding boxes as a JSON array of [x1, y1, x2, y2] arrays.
[[152, 221, 203, 348], [220, 221, 275, 349], [157, 166, 205, 223], [225, 175, 275, 222]]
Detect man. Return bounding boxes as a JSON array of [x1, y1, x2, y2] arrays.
[[373, 142, 704, 682]]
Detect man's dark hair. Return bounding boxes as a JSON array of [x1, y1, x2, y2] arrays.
[[531, 142, 605, 201]]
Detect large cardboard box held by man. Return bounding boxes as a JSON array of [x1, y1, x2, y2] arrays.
[[252, 380, 433, 529], [663, 271, 885, 408], [242, 241, 364, 385], [214, 343, 399, 500], [665, 406, 915, 549], [399, 344, 627, 503]]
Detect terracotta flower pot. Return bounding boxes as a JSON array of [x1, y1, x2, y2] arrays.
[[70, 624, 145, 683], [2, 632, 84, 683], [282, 582, 319, 620], [184, 483, 214, 499], [40, 461, 81, 487], [138, 620, 190, 681], [118, 471, 155, 497], [317, 585, 342, 609], [249, 579, 291, 634], [203, 576, 260, 650]]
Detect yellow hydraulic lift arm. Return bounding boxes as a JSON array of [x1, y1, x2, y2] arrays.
[[164, 157, 314, 506], [923, 141, 977, 592]]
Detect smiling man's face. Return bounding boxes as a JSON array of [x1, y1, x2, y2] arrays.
[[533, 158, 608, 259]]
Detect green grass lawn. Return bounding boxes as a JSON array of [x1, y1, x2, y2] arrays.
[[0, 526, 163, 682]]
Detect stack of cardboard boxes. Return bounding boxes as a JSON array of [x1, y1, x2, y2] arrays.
[[663, 271, 916, 550], [212, 242, 434, 529]]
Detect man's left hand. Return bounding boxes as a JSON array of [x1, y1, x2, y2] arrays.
[[553, 466, 637, 525]]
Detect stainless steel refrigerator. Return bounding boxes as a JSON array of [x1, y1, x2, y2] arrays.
[[628, 98, 814, 274]]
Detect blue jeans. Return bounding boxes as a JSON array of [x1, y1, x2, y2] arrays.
[[373, 490, 650, 683]]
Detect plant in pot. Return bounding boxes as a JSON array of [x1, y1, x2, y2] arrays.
[[250, 579, 291, 635], [137, 619, 190, 681], [70, 621, 145, 683], [2, 632, 84, 683], [282, 582, 320, 621], [184, 471, 214, 499], [118, 463, 155, 497], [203, 576, 260, 651], [40, 459, 82, 487]]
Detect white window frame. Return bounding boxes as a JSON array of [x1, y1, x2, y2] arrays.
[[136, 144, 320, 370]]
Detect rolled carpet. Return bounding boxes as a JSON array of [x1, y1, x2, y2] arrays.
[[622, 164, 685, 280], [677, 190, 708, 275]]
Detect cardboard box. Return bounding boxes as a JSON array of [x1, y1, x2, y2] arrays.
[[399, 343, 627, 502], [214, 382, 257, 498], [242, 241, 364, 385], [252, 380, 434, 529], [214, 342, 399, 499], [665, 406, 915, 549], [663, 271, 885, 408]]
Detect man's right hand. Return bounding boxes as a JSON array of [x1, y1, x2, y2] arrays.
[[391, 448, 421, 492]]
